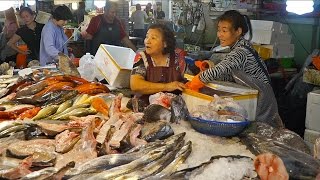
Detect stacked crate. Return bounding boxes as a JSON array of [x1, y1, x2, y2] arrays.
[[250, 20, 294, 64], [304, 90, 320, 154]]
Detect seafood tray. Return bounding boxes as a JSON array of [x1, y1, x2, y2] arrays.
[[188, 116, 250, 137]]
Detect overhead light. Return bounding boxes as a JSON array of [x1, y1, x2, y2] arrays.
[[94, 0, 105, 8], [72, 2, 78, 10], [26, 0, 36, 6], [0, 1, 14, 11], [286, 0, 314, 15]]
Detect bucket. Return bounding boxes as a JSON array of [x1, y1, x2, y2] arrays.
[[16, 45, 28, 69]]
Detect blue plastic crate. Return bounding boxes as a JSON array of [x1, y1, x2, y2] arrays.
[[188, 116, 250, 137]]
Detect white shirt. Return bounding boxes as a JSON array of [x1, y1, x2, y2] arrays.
[[131, 10, 148, 30]]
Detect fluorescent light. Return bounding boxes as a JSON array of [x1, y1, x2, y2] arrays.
[[0, 1, 14, 11], [286, 0, 314, 15], [72, 2, 78, 10], [26, 0, 36, 6], [94, 0, 105, 8]]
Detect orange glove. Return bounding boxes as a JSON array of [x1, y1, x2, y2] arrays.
[[185, 74, 205, 92], [195, 60, 209, 71]]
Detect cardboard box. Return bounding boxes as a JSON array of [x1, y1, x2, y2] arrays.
[[251, 30, 292, 44], [253, 44, 294, 59], [305, 90, 320, 131], [94, 44, 135, 88], [183, 74, 258, 121]]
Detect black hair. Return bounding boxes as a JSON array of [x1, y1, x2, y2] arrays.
[[148, 23, 176, 55], [217, 10, 252, 41], [52, 5, 73, 21], [136, 4, 141, 10], [19, 7, 34, 16]]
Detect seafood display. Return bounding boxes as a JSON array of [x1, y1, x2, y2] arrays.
[[191, 94, 248, 122], [0, 68, 318, 180]]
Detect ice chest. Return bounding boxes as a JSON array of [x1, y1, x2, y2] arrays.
[[94, 44, 135, 88], [183, 74, 258, 121]]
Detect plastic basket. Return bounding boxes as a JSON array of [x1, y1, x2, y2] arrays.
[[188, 116, 250, 137]]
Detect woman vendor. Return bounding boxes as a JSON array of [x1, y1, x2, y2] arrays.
[[187, 10, 270, 90], [7, 7, 44, 61], [186, 10, 284, 128], [39, 5, 73, 66], [130, 23, 186, 104]]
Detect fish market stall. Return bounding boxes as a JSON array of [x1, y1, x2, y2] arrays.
[[0, 52, 318, 180]]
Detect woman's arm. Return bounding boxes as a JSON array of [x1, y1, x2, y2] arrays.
[[130, 74, 185, 95], [7, 34, 27, 54], [199, 49, 246, 83]]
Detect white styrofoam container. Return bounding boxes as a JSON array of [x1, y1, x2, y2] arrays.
[[305, 90, 320, 131], [251, 20, 281, 32], [262, 43, 295, 58], [183, 74, 258, 121], [94, 44, 135, 88], [251, 30, 292, 45]]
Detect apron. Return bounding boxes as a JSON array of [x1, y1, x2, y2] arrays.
[[91, 16, 122, 55], [139, 52, 185, 105]]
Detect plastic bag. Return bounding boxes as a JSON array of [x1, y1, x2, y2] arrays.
[[77, 53, 96, 81]]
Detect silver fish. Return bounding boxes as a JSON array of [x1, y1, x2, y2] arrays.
[[140, 121, 174, 142], [147, 141, 192, 179], [170, 95, 189, 123], [115, 140, 185, 179], [21, 161, 75, 180], [142, 104, 171, 122]]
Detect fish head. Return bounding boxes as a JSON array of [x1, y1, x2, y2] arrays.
[[170, 96, 189, 123]]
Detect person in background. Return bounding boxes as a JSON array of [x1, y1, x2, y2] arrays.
[[130, 23, 186, 105], [186, 10, 270, 90], [7, 7, 44, 60], [39, 5, 73, 66], [81, 1, 137, 55], [74, 1, 87, 24], [0, 20, 18, 63], [131, 4, 148, 41], [186, 10, 284, 128], [155, 4, 165, 20], [144, 3, 154, 18]]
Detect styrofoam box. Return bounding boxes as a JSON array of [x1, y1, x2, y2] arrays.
[[304, 128, 320, 155], [94, 44, 135, 88], [251, 30, 292, 45], [261, 43, 294, 58], [183, 74, 258, 121], [305, 90, 320, 131], [251, 20, 281, 32]]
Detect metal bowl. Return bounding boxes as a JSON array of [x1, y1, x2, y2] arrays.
[[188, 116, 250, 137]]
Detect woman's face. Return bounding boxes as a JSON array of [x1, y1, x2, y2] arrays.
[[56, 20, 68, 27], [20, 11, 34, 25], [144, 28, 166, 56], [217, 20, 242, 47]]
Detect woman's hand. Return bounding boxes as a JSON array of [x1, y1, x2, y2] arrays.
[[165, 81, 186, 92]]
